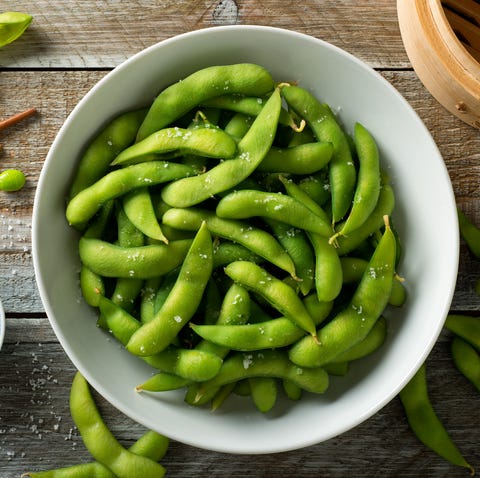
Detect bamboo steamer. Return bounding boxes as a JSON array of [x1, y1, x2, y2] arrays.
[[397, 0, 480, 129]]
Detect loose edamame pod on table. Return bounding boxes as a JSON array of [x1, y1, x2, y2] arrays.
[[69, 372, 167, 478], [451, 336, 480, 392], [399, 364, 474, 475]]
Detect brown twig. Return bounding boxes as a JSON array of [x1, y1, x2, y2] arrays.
[[0, 107, 37, 131]]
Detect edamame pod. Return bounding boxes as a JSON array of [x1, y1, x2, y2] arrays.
[[224, 261, 318, 340], [161, 207, 296, 277], [281, 85, 356, 223], [160, 88, 281, 207], [112, 126, 237, 166], [137, 63, 275, 140], [69, 108, 147, 198], [444, 314, 480, 351], [457, 208, 480, 259], [66, 161, 196, 229], [79, 237, 192, 279], [194, 350, 329, 405], [451, 336, 480, 392], [126, 222, 213, 356], [216, 190, 333, 237], [289, 216, 395, 367], [399, 364, 474, 474], [70, 372, 166, 478]]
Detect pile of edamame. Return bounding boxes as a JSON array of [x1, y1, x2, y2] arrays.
[[66, 63, 408, 414]]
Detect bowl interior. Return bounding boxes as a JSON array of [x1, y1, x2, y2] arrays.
[[32, 25, 458, 454]]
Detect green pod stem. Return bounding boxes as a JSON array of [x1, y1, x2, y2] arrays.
[[289, 216, 396, 368], [66, 161, 196, 229], [216, 189, 333, 237], [161, 207, 296, 277], [265, 219, 315, 296], [69, 373, 166, 478], [451, 336, 480, 392], [191, 298, 332, 352], [212, 240, 263, 269], [160, 88, 281, 207], [69, 108, 147, 199], [137, 63, 275, 140], [399, 363, 474, 475], [444, 314, 480, 351], [78, 237, 192, 279], [332, 122, 381, 241], [97, 296, 222, 382], [112, 126, 237, 166], [335, 182, 395, 256], [126, 222, 213, 356], [281, 84, 356, 224], [224, 261, 318, 340], [193, 350, 329, 406], [457, 208, 480, 259], [256, 142, 333, 175], [23, 429, 169, 478], [249, 377, 278, 413], [122, 187, 168, 243]]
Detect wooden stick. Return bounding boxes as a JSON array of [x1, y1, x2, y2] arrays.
[[0, 107, 37, 131]]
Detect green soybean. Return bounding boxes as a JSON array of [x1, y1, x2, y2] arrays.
[[126, 222, 213, 356], [69, 372, 166, 478], [399, 363, 474, 474], [457, 208, 480, 259], [137, 63, 275, 140], [69, 108, 147, 198], [444, 314, 480, 351], [0, 11, 32, 47], [289, 215, 395, 367], [160, 88, 281, 207], [112, 126, 237, 166], [66, 161, 196, 229], [249, 377, 278, 413], [451, 336, 480, 392], [0, 169, 26, 191]]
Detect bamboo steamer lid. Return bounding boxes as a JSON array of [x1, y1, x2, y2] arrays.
[[397, 0, 480, 129]]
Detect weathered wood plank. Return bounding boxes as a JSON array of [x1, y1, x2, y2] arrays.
[[0, 320, 478, 477], [0, 0, 407, 69]]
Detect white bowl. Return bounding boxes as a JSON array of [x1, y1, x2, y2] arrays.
[[32, 25, 458, 454]]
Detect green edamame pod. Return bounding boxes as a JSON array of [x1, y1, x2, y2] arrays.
[[80, 266, 105, 307], [161, 207, 296, 277], [444, 314, 480, 351], [0, 169, 26, 191], [160, 88, 281, 207], [298, 173, 331, 207], [137, 63, 275, 140], [216, 189, 333, 237], [451, 336, 480, 392], [331, 122, 381, 242], [399, 364, 474, 474], [123, 187, 168, 243], [224, 261, 318, 340], [249, 377, 277, 413], [213, 241, 263, 269], [126, 222, 213, 356], [112, 126, 237, 166], [289, 216, 395, 367], [282, 379, 302, 401], [69, 108, 147, 199], [66, 161, 196, 229], [79, 237, 192, 279], [0, 12, 32, 48], [265, 220, 315, 296], [136, 373, 190, 392], [70, 372, 166, 478], [193, 350, 329, 405], [457, 208, 480, 259], [256, 142, 333, 174], [281, 85, 356, 224], [223, 112, 254, 139]]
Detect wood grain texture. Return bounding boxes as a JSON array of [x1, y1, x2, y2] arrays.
[[0, 1, 479, 476], [0, 0, 407, 69]]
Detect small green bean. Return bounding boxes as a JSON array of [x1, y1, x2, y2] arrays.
[[0, 168, 26, 191], [137, 63, 275, 140], [399, 363, 474, 474]]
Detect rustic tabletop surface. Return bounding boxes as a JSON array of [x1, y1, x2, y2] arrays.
[[0, 1, 479, 477]]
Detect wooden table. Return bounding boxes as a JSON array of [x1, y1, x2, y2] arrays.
[[1, 1, 479, 476]]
